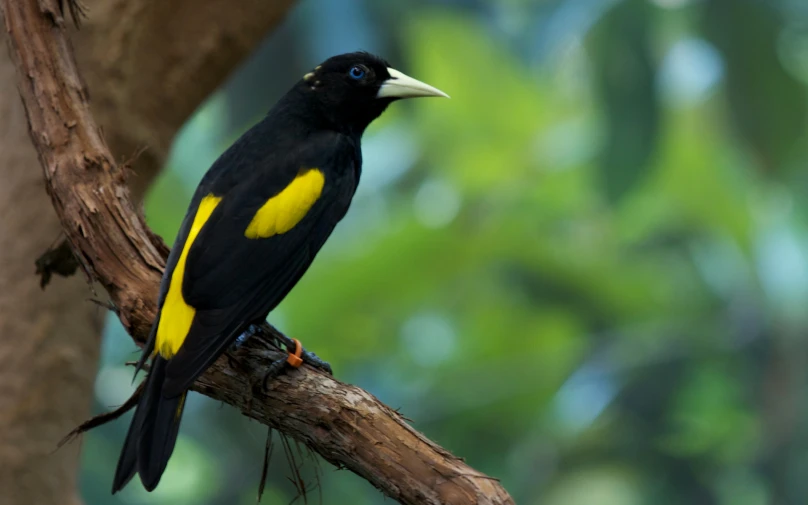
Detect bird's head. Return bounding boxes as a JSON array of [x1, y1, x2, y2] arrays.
[[297, 52, 449, 134]]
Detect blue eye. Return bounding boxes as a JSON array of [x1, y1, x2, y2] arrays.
[[349, 66, 366, 80]]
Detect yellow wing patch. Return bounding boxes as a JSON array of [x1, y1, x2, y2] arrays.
[[245, 169, 325, 239], [155, 194, 222, 359]]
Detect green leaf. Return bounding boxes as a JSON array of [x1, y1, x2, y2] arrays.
[[587, 0, 660, 203], [704, 0, 808, 175]]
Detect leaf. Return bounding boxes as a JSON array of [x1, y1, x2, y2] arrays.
[[703, 0, 808, 175], [587, 0, 660, 203]]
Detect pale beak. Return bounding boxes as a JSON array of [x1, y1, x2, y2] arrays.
[[377, 67, 450, 99]]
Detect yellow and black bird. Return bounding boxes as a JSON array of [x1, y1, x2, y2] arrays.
[[111, 52, 448, 493]]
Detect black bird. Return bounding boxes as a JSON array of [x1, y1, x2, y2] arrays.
[[111, 52, 448, 493]]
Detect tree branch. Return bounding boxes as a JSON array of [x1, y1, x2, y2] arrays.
[[1, 1, 515, 504]]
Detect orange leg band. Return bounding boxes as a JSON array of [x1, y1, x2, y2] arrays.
[[286, 338, 303, 367]]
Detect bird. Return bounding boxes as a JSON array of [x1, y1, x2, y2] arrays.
[[111, 52, 448, 493]]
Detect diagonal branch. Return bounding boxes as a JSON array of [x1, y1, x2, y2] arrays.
[[0, 1, 515, 504]]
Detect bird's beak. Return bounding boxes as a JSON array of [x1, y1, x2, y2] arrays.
[[377, 68, 450, 99]]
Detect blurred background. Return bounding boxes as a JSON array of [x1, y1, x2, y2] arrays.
[[79, 0, 808, 503]]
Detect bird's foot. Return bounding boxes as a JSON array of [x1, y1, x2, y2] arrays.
[[299, 347, 333, 375], [225, 324, 261, 370], [273, 333, 333, 375], [260, 356, 290, 390], [260, 337, 333, 390], [230, 324, 261, 352]]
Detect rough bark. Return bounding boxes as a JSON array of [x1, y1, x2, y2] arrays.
[[199, 347, 512, 505], [0, 1, 297, 504], [1, 1, 515, 504]]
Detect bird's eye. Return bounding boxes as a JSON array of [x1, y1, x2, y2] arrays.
[[349, 66, 366, 80]]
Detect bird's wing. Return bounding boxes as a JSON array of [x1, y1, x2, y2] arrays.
[[133, 194, 202, 376], [158, 150, 357, 397]]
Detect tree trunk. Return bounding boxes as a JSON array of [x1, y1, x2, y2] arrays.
[[0, 44, 100, 505], [0, 1, 296, 503], [70, 0, 297, 197]]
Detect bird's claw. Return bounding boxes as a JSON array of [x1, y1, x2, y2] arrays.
[[300, 349, 333, 375], [258, 338, 333, 391], [260, 357, 289, 390], [225, 324, 263, 372], [273, 331, 333, 375]]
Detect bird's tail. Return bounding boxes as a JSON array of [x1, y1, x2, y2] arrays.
[[112, 356, 187, 493]]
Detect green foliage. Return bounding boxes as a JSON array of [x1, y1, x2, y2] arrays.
[[588, 0, 659, 202], [704, 0, 808, 175]]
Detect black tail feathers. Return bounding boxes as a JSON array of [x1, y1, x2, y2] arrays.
[[112, 356, 187, 493]]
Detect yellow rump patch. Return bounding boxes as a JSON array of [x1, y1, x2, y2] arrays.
[[245, 168, 325, 239], [155, 194, 222, 359]]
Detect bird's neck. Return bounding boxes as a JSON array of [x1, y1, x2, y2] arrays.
[[274, 85, 375, 139]]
